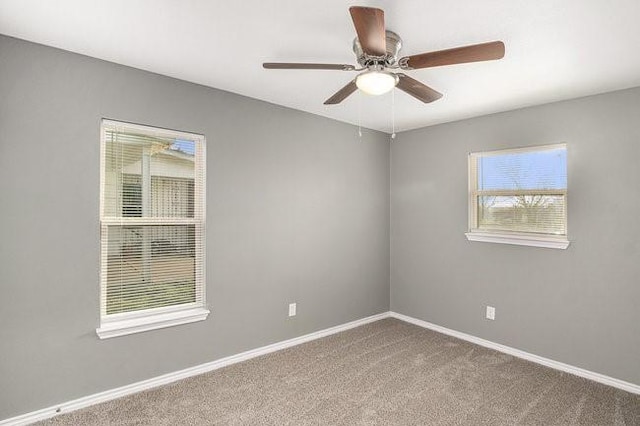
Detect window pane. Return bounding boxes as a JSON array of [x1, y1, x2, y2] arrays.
[[103, 132, 195, 218], [105, 224, 197, 315], [478, 195, 566, 235], [478, 147, 566, 191]]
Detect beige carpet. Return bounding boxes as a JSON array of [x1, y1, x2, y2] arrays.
[[38, 318, 639, 425]]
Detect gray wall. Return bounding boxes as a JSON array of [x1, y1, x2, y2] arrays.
[[0, 35, 390, 420], [391, 87, 640, 385]]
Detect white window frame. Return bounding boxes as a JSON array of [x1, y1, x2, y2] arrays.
[[465, 143, 570, 249], [96, 119, 208, 339]]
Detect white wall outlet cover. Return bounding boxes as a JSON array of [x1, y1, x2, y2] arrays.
[[486, 306, 496, 320], [288, 303, 297, 317]]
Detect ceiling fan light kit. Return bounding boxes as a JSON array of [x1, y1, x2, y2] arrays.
[[355, 70, 398, 95], [263, 6, 505, 105]]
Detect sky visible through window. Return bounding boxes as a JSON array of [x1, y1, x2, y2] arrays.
[[170, 139, 196, 155], [478, 147, 566, 191]]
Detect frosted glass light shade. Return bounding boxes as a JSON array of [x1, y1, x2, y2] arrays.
[[356, 71, 398, 95]]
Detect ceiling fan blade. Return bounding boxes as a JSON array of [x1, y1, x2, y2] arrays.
[[349, 6, 386, 57], [396, 74, 443, 103], [399, 41, 505, 70], [263, 63, 356, 71], [324, 80, 358, 105]]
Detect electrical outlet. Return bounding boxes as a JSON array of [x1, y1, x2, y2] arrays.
[[486, 306, 496, 320], [288, 303, 297, 317]]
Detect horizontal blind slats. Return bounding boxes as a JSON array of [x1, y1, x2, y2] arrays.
[[104, 223, 202, 315], [100, 121, 205, 319], [471, 144, 567, 236]]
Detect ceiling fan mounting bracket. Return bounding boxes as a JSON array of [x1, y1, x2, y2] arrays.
[[353, 30, 403, 68]]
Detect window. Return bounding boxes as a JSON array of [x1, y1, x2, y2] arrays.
[[97, 120, 208, 339], [466, 144, 569, 249]]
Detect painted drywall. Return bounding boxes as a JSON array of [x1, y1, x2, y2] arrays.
[[0, 35, 390, 420], [391, 87, 640, 385]]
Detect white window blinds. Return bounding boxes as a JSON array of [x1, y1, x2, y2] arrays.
[[98, 120, 207, 338], [468, 144, 568, 245]]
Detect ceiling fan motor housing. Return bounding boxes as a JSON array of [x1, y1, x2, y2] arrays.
[[353, 30, 402, 68]]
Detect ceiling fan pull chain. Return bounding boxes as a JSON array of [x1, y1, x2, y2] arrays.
[[358, 91, 363, 138], [391, 88, 397, 139]]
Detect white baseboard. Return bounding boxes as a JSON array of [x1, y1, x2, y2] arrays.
[[0, 312, 390, 426], [389, 311, 640, 395]]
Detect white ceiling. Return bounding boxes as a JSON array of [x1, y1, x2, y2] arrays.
[[2, 0, 640, 133]]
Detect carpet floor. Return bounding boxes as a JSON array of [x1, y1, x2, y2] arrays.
[[38, 318, 639, 425]]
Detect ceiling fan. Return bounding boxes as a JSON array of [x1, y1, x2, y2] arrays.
[[263, 6, 505, 105]]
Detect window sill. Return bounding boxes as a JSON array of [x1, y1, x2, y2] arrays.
[[465, 231, 570, 249], [96, 307, 210, 339]]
